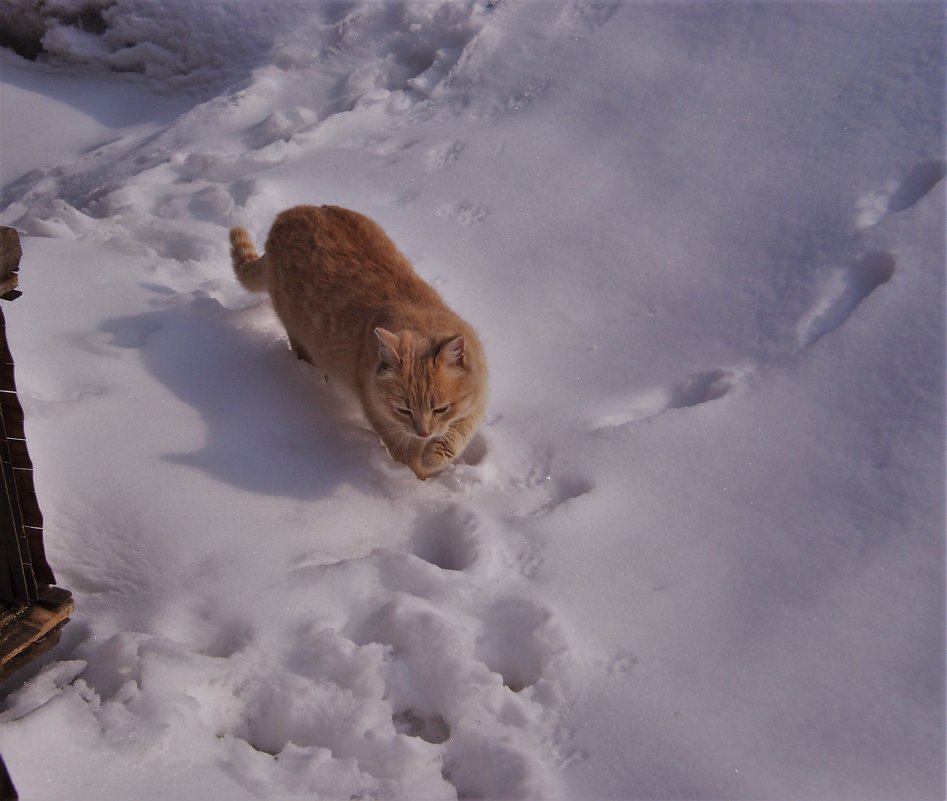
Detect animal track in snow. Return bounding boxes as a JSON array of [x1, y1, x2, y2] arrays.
[[320, 1, 488, 113], [243, 107, 318, 150], [392, 708, 451, 744], [856, 158, 947, 229], [411, 503, 485, 572], [174, 147, 288, 184], [437, 200, 489, 225], [595, 366, 749, 428], [503, 450, 596, 521], [603, 650, 639, 677], [475, 598, 566, 693], [185, 186, 237, 225], [668, 368, 741, 410], [26, 534, 576, 799], [796, 251, 896, 349], [369, 134, 421, 166], [349, 587, 573, 798], [522, 476, 594, 518], [555, 0, 621, 37], [100, 314, 166, 349], [228, 178, 259, 208], [425, 138, 465, 170]]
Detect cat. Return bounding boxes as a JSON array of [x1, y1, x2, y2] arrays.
[[229, 204, 487, 480]]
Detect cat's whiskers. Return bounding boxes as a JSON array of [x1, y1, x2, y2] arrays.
[[376, 424, 416, 460]]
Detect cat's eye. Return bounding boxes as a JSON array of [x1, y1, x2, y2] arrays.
[[432, 405, 450, 415], [395, 407, 412, 416]]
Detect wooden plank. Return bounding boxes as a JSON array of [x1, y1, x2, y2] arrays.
[[0, 305, 53, 594], [3, 438, 31, 467], [0, 620, 68, 687], [0, 587, 73, 679], [0, 397, 24, 440], [0, 464, 30, 604], [0, 565, 23, 608], [36, 586, 71, 609], [19, 492, 43, 529], [0, 752, 18, 801], [11, 467, 35, 498], [0, 605, 23, 630], [0, 276, 18, 301], [23, 528, 53, 587], [0, 228, 21, 282]]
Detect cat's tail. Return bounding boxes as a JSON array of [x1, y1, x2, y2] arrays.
[[229, 227, 268, 293]]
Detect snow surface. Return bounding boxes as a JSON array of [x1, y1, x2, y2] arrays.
[[0, 2, 945, 799]]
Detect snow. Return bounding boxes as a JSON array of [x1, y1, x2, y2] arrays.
[[0, 1, 944, 799]]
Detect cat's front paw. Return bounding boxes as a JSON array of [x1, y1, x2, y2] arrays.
[[417, 440, 454, 478]]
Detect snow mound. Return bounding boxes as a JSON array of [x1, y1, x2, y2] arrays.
[[0, 0, 309, 87]]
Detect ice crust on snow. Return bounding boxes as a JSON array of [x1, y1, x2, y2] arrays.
[[0, 1, 944, 799]]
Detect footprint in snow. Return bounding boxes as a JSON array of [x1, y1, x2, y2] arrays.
[[519, 476, 594, 518], [186, 185, 237, 225], [437, 200, 489, 226], [505, 449, 595, 519], [371, 135, 421, 166], [475, 597, 567, 693], [10, 514, 576, 799], [243, 108, 318, 150], [228, 178, 259, 208], [855, 158, 947, 229], [392, 708, 451, 744], [555, 0, 622, 37], [411, 503, 488, 573], [594, 366, 749, 428], [100, 312, 167, 349], [796, 251, 896, 349], [319, 2, 485, 113], [174, 147, 287, 184], [425, 138, 465, 171]]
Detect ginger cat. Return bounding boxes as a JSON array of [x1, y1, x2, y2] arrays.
[[230, 205, 487, 480]]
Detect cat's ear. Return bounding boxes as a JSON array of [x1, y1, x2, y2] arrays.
[[374, 327, 402, 375], [435, 334, 466, 371]]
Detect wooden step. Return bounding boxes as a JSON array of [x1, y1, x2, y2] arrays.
[[0, 587, 73, 683]]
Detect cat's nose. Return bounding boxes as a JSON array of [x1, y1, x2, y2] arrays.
[[414, 421, 431, 438]]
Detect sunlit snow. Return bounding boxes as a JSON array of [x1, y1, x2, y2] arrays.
[[0, 2, 944, 799]]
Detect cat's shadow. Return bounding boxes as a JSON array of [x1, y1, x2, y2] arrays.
[[100, 298, 380, 500]]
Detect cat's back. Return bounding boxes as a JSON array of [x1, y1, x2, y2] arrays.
[[265, 205, 432, 298], [266, 205, 389, 260]]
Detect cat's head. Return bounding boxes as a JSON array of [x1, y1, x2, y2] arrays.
[[369, 327, 481, 441]]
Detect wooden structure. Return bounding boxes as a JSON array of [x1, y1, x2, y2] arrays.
[[1, 753, 17, 801], [0, 227, 72, 683]]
